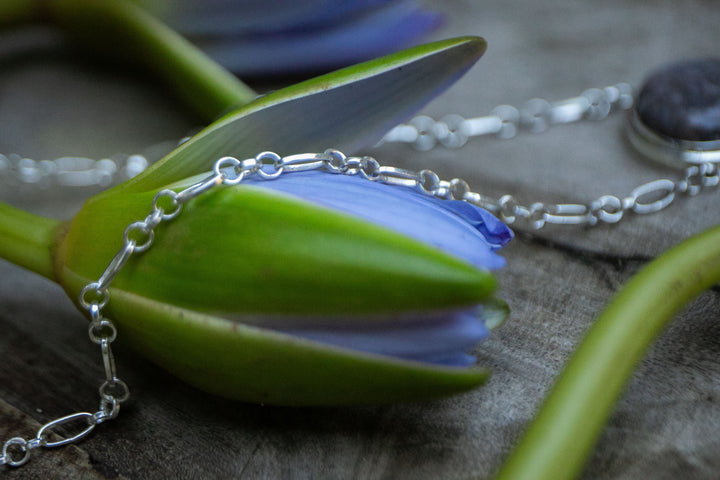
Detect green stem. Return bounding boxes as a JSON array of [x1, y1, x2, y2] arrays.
[[43, 0, 256, 121], [494, 224, 720, 480], [0, 201, 62, 281]]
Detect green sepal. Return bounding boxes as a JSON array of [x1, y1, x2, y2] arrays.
[[58, 181, 496, 318], [55, 182, 496, 405]]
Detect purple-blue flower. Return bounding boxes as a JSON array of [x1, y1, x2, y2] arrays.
[[240, 170, 512, 366], [144, 0, 442, 75]]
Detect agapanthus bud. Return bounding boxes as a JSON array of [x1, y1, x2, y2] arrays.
[[54, 167, 510, 405]]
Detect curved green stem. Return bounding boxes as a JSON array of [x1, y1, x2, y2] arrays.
[[0, 201, 61, 281], [494, 224, 720, 480], [43, 0, 256, 121]]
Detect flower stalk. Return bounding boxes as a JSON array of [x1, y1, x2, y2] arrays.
[[0, 202, 61, 281], [43, 0, 257, 120], [494, 224, 720, 480]]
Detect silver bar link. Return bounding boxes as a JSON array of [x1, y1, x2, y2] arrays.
[[379, 83, 634, 150]]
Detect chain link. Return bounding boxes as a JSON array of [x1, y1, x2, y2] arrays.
[[379, 83, 635, 150]]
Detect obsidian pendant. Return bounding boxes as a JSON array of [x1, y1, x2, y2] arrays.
[[628, 58, 720, 168]]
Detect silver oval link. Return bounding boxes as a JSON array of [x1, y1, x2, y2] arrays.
[[544, 204, 591, 226], [36, 413, 95, 448], [281, 153, 326, 173], [630, 179, 676, 214], [377, 166, 421, 188]]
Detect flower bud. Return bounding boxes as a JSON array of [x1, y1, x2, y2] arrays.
[[54, 169, 510, 405]]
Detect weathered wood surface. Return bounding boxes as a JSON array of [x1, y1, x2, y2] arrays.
[[1, 1, 719, 478]]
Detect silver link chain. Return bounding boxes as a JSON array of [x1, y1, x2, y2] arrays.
[[3, 82, 714, 231], [379, 83, 635, 150], [3, 147, 718, 468], [0, 153, 149, 187], [0, 159, 221, 468]]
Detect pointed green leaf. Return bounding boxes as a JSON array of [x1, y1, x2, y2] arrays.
[[105, 36, 486, 196]]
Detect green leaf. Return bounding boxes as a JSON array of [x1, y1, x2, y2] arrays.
[[104, 36, 487, 196]]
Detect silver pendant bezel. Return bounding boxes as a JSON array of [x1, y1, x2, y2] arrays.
[[626, 108, 720, 169]]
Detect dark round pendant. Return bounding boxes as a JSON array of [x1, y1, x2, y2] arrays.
[[627, 58, 720, 168]]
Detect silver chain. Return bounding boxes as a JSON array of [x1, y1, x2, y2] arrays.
[[2, 147, 718, 467], [0, 153, 149, 187], [375, 83, 719, 227], [379, 83, 635, 150], [3, 83, 718, 231]]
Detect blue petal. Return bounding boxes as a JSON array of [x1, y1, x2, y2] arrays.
[[242, 171, 512, 270], [192, 2, 443, 75], [440, 200, 514, 249], [274, 310, 488, 366]]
